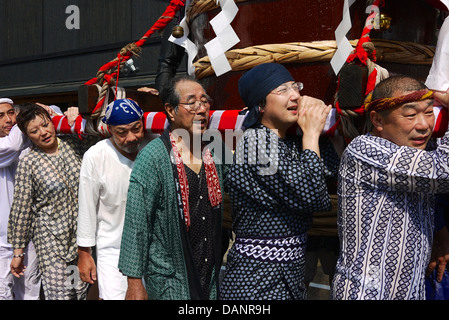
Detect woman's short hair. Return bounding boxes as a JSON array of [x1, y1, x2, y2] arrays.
[[16, 103, 52, 135]]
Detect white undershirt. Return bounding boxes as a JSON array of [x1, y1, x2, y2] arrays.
[[77, 139, 135, 252]]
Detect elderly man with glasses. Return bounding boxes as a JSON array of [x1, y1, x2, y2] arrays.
[[118, 75, 232, 300]]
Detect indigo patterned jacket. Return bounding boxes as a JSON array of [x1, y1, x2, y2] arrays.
[[333, 132, 449, 300]]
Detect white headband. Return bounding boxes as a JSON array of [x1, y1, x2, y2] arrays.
[[0, 98, 14, 105]]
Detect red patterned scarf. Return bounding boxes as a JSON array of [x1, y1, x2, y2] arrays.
[[169, 132, 222, 230]]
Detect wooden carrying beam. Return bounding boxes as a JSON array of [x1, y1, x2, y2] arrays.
[[78, 85, 164, 115]]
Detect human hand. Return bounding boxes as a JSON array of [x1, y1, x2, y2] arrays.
[[297, 96, 332, 137], [10, 255, 26, 278], [64, 107, 80, 127], [125, 278, 148, 300], [427, 226, 449, 282], [138, 87, 159, 96], [297, 96, 331, 156], [77, 247, 97, 284], [434, 89, 449, 108], [36, 103, 57, 117]]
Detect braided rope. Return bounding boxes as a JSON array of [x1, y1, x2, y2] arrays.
[[192, 39, 435, 79], [84, 0, 186, 119], [185, 0, 247, 24]]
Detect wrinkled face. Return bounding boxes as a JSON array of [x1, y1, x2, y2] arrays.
[[261, 81, 301, 132], [109, 119, 145, 154], [25, 115, 57, 153], [167, 80, 210, 136], [373, 92, 435, 150], [0, 103, 16, 137]]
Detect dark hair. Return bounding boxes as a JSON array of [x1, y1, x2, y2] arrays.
[[371, 75, 427, 101], [159, 75, 205, 121], [16, 103, 52, 135], [365, 75, 429, 133], [15, 102, 37, 114]]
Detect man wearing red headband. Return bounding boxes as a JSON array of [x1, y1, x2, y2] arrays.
[[332, 75, 449, 300]]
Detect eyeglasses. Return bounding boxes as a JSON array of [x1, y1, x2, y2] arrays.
[[178, 98, 212, 113], [270, 82, 304, 96]]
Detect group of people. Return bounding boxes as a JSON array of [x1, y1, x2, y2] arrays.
[[1, 61, 449, 300]]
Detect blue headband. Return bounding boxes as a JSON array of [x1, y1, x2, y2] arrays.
[[102, 99, 144, 126], [238, 63, 294, 129]]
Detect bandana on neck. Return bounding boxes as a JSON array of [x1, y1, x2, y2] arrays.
[[364, 89, 434, 112], [169, 132, 222, 230]]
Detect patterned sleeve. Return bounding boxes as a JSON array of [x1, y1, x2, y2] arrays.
[[230, 128, 331, 213], [7, 155, 35, 249], [118, 147, 158, 278], [318, 136, 341, 182], [61, 134, 102, 158], [342, 133, 449, 194]]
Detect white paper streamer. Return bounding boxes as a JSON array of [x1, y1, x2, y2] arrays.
[[169, 0, 239, 77], [426, 15, 449, 91], [330, 0, 356, 75], [204, 0, 240, 76], [169, 13, 198, 76]]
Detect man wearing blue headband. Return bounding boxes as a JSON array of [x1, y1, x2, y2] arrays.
[[77, 98, 149, 299]]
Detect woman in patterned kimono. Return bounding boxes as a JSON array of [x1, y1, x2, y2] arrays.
[[7, 104, 97, 300], [220, 63, 340, 300]]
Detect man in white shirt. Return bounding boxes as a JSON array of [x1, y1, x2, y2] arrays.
[[77, 98, 151, 300], [0, 99, 41, 300]]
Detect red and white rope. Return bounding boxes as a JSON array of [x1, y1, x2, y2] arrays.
[[52, 106, 449, 138]]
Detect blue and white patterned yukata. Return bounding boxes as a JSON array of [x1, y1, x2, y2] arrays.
[[332, 131, 449, 300], [220, 124, 339, 300]]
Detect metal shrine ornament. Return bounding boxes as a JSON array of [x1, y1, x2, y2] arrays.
[[169, 0, 240, 77], [373, 13, 392, 31], [172, 25, 184, 38]]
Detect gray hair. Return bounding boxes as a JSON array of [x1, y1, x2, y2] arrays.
[[159, 75, 206, 121]]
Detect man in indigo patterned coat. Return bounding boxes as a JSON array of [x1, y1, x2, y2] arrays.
[[332, 75, 449, 300]]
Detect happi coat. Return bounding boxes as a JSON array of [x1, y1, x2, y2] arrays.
[[332, 132, 449, 300], [118, 129, 231, 300]]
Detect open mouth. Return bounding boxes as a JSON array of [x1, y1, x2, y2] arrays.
[[412, 136, 428, 145], [287, 105, 298, 113]]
